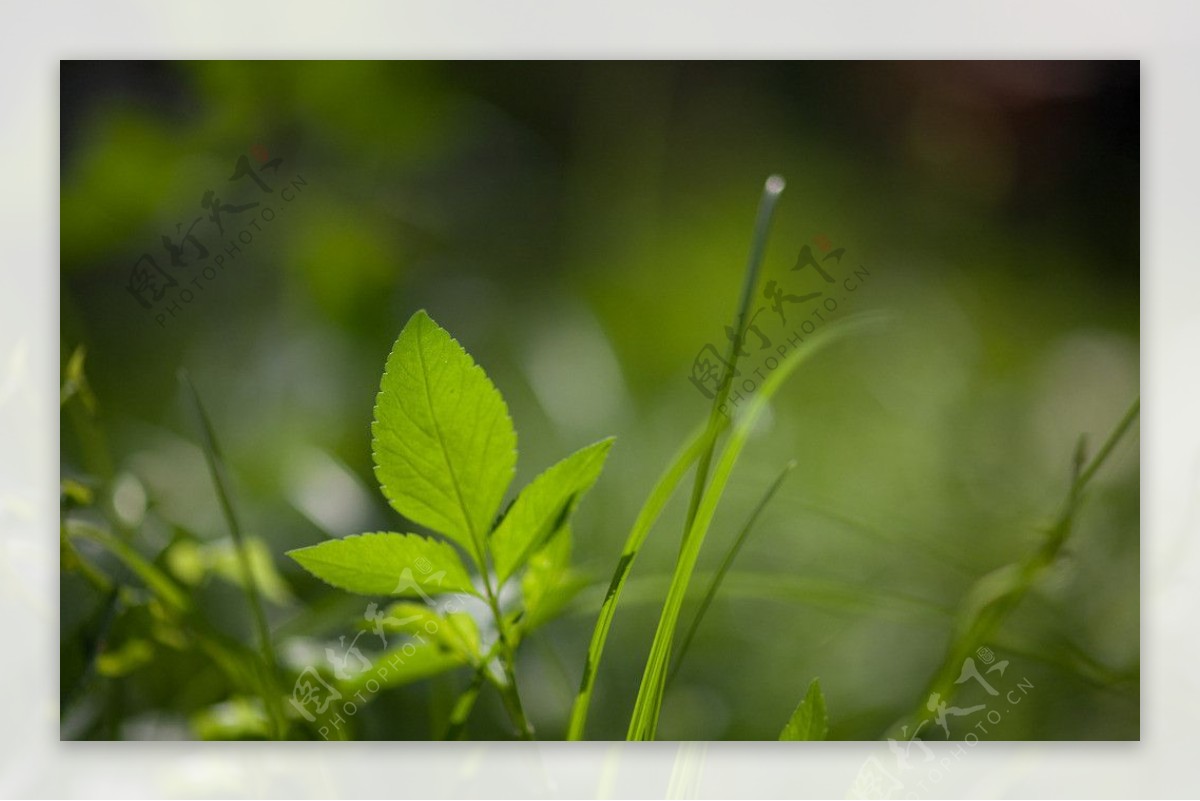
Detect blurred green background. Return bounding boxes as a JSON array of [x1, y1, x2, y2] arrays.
[[60, 61, 1139, 740]]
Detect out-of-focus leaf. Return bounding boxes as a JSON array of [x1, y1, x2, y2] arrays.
[[95, 638, 154, 677], [371, 310, 516, 563], [60, 346, 95, 412], [65, 520, 191, 612], [779, 678, 829, 741], [167, 536, 295, 606], [191, 697, 271, 740], [491, 438, 613, 583], [339, 640, 468, 695], [60, 478, 94, 508], [377, 602, 481, 662], [287, 532, 479, 598]]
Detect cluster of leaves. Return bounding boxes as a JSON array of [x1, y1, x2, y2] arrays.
[[286, 310, 612, 738], [277, 180, 842, 741], [62, 351, 295, 739]]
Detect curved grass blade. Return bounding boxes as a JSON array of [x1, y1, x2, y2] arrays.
[[667, 460, 796, 686], [627, 313, 886, 740], [886, 396, 1139, 739], [565, 421, 711, 739], [566, 175, 785, 740]]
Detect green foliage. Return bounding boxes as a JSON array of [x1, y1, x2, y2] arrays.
[[376, 602, 482, 662], [779, 678, 829, 741], [167, 536, 295, 606], [492, 439, 613, 583], [286, 309, 613, 738], [888, 398, 1140, 739], [626, 313, 883, 740], [287, 532, 478, 597], [519, 527, 589, 634], [566, 423, 711, 739], [371, 309, 518, 563]]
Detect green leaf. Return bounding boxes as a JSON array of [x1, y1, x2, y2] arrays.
[[191, 697, 271, 741], [566, 421, 712, 740], [61, 345, 96, 412], [168, 536, 295, 606], [95, 638, 155, 677], [340, 640, 468, 695], [371, 310, 517, 563], [491, 438, 613, 583], [519, 526, 589, 634], [779, 678, 829, 740], [287, 532, 479, 598], [377, 601, 481, 662]]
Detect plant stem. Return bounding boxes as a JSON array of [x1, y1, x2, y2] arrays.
[[887, 396, 1139, 739], [179, 370, 286, 740], [479, 569, 534, 739]]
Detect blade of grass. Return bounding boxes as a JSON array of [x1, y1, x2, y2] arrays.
[[567, 175, 784, 740], [887, 397, 1139, 738], [667, 460, 796, 686], [682, 175, 786, 554], [178, 370, 286, 739], [628, 313, 887, 740], [565, 421, 711, 739]]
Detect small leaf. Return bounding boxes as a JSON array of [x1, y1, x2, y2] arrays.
[[287, 532, 479, 598], [372, 310, 517, 563], [191, 697, 271, 740], [340, 640, 467, 694], [377, 602, 481, 662], [779, 678, 829, 740], [61, 345, 96, 412], [491, 438, 614, 583], [168, 536, 295, 606], [519, 526, 588, 634], [95, 638, 155, 677]]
